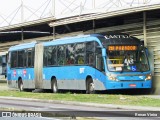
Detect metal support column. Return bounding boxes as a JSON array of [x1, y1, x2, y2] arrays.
[[92, 0, 95, 9], [21, 28, 24, 42], [21, 0, 24, 23], [52, 0, 55, 17], [52, 0, 55, 40], [143, 11, 147, 47], [93, 20, 95, 33], [53, 27, 55, 40], [21, 0, 24, 42]]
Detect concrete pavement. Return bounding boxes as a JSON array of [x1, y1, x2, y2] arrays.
[[0, 96, 159, 111], [0, 82, 160, 111]]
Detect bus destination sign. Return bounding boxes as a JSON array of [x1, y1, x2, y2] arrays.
[[108, 45, 137, 51], [104, 34, 130, 39]]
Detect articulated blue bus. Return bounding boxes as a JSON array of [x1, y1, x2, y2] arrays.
[[7, 33, 152, 93]]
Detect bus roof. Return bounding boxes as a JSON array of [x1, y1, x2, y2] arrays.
[[43, 34, 103, 46], [8, 33, 142, 51], [8, 34, 103, 51]]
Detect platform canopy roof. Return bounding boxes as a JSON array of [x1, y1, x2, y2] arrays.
[[0, 1, 160, 51]]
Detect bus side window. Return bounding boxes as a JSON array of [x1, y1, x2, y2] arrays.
[[32, 49, 35, 67], [23, 50, 27, 67], [75, 43, 85, 65], [48, 46, 57, 66], [95, 42, 104, 71], [27, 50, 32, 67], [57, 45, 65, 65], [18, 50, 25, 67], [86, 42, 95, 66], [27, 48, 34, 68], [11, 51, 17, 68], [47, 46, 52, 65], [51, 46, 57, 65], [66, 44, 75, 65], [43, 47, 48, 66]]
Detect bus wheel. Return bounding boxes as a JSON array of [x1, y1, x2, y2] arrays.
[[51, 78, 58, 93], [86, 78, 95, 94], [18, 79, 23, 91]]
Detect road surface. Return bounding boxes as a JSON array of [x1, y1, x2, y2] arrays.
[[0, 97, 159, 120]]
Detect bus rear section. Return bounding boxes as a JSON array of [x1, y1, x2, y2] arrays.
[[7, 42, 36, 90]]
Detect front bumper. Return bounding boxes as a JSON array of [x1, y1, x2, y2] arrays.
[[106, 80, 151, 89]]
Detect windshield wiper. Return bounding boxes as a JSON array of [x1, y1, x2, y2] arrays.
[[120, 66, 124, 73], [120, 59, 125, 73], [139, 62, 143, 73]]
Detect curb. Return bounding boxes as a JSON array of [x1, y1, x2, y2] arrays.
[[0, 96, 160, 111]]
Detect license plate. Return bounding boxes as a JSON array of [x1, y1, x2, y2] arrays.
[[129, 84, 136, 87]]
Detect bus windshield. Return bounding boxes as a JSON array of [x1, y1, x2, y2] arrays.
[[107, 49, 149, 72]]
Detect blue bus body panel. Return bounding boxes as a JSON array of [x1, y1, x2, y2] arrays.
[[8, 68, 34, 81], [43, 66, 108, 90], [43, 66, 96, 80], [8, 66, 151, 90]]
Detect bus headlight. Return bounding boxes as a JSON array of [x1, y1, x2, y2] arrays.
[[108, 74, 118, 81], [145, 74, 151, 80]]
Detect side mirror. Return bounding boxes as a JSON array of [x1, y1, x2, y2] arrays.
[[102, 48, 106, 57]]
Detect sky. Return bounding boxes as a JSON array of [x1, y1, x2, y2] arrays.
[[0, 0, 159, 27]]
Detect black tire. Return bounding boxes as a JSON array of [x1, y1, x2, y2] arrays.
[[86, 78, 95, 94], [18, 79, 23, 92], [51, 78, 58, 93]]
